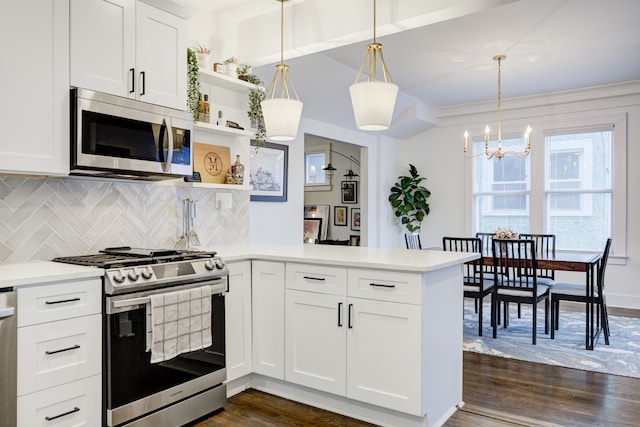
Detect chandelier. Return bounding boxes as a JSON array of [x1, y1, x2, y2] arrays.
[[349, 0, 398, 131], [464, 55, 531, 160], [260, 0, 303, 141]]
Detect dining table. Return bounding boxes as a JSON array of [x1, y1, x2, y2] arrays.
[[480, 251, 604, 350]]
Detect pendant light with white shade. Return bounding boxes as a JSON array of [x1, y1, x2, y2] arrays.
[[261, 0, 303, 141], [349, 0, 398, 131]]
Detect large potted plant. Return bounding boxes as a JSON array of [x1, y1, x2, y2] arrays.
[[388, 164, 431, 233]]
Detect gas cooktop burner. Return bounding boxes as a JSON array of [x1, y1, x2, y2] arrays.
[[53, 247, 227, 295], [52, 246, 217, 269]]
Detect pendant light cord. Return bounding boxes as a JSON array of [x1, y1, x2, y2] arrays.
[[280, 0, 284, 65], [373, 0, 377, 43]]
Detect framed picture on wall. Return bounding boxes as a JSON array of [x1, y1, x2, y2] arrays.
[[341, 181, 357, 204], [349, 235, 361, 246], [351, 208, 361, 231], [250, 141, 288, 202], [334, 206, 347, 226]]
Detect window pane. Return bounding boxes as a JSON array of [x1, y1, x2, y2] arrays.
[[547, 193, 611, 250], [475, 194, 530, 233], [305, 153, 326, 184], [545, 129, 613, 251]]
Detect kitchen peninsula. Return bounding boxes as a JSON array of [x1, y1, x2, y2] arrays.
[[219, 244, 478, 427]]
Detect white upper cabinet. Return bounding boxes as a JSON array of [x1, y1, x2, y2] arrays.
[[70, 0, 187, 110], [0, 0, 69, 176]]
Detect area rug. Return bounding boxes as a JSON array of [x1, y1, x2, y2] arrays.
[[463, 301, 640, 378]]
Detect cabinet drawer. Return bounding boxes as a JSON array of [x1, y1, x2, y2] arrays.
[[17, 315, 102, 396], [286, 263, 347, 296], [17, 374, 101, 427], [348, 269, 422, 304], [18, 279, 101, 327]]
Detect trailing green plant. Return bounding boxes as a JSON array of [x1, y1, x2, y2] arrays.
[[186, 48, 200, 121], [388, 164, 431, 233], [247, 76, 266, 148]]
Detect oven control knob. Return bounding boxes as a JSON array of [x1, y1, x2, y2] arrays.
[[215, 258, 225, 270], [140, 267, 153, 280], [112, 271, 125, 284], [127, 269, 139, 281], [204, 260, 215, 271]]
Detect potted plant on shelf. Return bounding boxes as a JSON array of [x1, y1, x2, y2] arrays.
[[237, 64, 252, 81], [186, 48, 200, 121], [194, 44, 211, 70], [388, 164, 431, 235], [223, 56, 239, 77], [247, 75, 266, 147]]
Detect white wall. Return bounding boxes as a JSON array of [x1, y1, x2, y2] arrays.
[[386, 82, 640, 309]]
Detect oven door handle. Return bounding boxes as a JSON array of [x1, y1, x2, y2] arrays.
[[109, 278, 226, 312]]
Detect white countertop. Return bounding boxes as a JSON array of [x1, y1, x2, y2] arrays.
[[215, 244, 479, 273], [0, 261, 102, 289]]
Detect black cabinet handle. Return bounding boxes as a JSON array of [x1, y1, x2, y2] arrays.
[[140, 71, 146, 95], [129, 68, 135, 93], [45, 297, 80, 305], [338, 302, 343, 327], [45, 407, 80, 421], [303, 276, 325, 281], [369, 282, 396, 288], [45, 344, 80, 355], [348, 303, 353, 329]]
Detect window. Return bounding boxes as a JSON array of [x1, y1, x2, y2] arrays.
[[471, 136, 531, 234], [545, 127, 612, 251], [305, 151, 327, 185], [469, 114, 625, 256]]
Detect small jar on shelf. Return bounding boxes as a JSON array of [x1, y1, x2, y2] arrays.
[[231, 155, 244, 185]]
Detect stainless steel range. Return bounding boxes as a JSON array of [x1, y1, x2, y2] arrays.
[[53, 247, 229, 427]]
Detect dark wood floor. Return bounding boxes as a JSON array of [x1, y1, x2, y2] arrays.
[[194, 306, 640, 426]]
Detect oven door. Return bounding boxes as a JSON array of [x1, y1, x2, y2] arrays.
[[105, 280, 226, 427]]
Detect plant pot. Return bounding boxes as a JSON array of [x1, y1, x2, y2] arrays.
[[196, 53, 211, 71], [225, 62, 238, 77]]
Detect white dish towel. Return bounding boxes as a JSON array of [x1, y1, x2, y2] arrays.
[[146, 285, 212, 363]]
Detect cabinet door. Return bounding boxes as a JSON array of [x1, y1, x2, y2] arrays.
[[70, 0, 136, 97], [346, 298, 423, 415], [136, 1, 186, 109], [225, 261, 252, 384], [252, 261, 285, 379], [0, 0, 69, 175], [285, 289, 346, 395]]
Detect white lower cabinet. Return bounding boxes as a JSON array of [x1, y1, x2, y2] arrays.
[[346, 297, 422, 415], [284, 264, 424, 415], [225, 261, 253, 383], [16, 278, 102, 427], [285, 289, 347, 395], [252, 261, 285, 379]]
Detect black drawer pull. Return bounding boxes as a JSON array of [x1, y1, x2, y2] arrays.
[[369, 283, 396, 288], [348, 303, 353, 329], [45, 406, 80, 421], [303, 276, 325, 281], [45, 344, 80, 355], [45, 297, 81, 305], [338, 302, 343, 327]]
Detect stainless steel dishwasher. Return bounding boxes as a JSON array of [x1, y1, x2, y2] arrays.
[[0, 290, 17, 427]]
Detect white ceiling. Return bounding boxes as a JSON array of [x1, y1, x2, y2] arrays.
[[185, 0, 640, 138]]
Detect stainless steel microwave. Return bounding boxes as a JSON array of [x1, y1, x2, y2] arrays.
[[71, 88, 192, 180]]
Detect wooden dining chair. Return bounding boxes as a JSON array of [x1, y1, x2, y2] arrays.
[[520, 233, 557, 286], [491, 238, 551, 345], [443, 237, 494, 336], [405, 233, 422, 250], [550, 238, 612, 346]]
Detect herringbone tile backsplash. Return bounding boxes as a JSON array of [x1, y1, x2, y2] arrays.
[[0, 176, 250, 264]]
